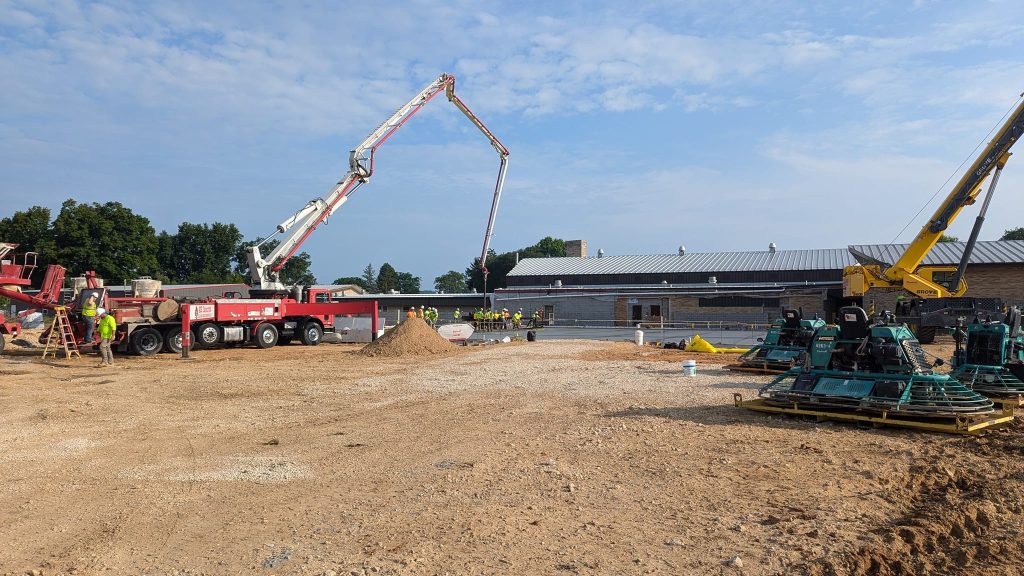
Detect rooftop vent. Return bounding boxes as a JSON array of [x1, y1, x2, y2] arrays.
[[678, 245, 686, 256], [769, 242, 777, 254], [597, 249, 605, 258], [554, 279, 563, 287], [708, 276, 717, 284]]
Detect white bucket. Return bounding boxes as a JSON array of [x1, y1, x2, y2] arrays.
[[682, 359, 697, 377], [634, 329, 644, 346]]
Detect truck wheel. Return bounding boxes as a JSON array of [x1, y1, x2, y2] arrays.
[[194, 323, 220, 348], [300, 322, 323, 346], [131, 327, 164, 356], [916, 326, 937, 344], [163, 326, 193, 354], [254, 323, 278, 349]]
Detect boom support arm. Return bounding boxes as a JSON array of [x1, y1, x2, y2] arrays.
[[844, 96, 1024, 298], [247, 73, 509, 291]]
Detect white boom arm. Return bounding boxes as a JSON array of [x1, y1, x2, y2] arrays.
[[247, 73, 510, 291]]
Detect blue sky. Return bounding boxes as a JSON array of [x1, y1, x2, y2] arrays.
[[2, 0, 1024, 286]]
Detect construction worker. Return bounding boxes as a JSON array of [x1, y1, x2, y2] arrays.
[[417, 305, 425, 319], [502, 308, 510, 329], [531, 309, 540, 328], [473, 308, 483, 329], [513, 309, 523, 329], [96, 308, 116, 367], [406, 307, 416, 319], [453, 308, 461, 322], [426, 307, 437, 327], [82, 291, 99, 345]]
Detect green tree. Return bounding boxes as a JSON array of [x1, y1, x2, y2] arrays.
[[52, 199, 159, 280], [937, 234, 959, 242], [0, 205, 56, 285], [361, 263, 377, 292], [1001, 227, 1024, 241], [434, 270, 468, 293], [376, 263, 399, 293], [522, 236, 566, 258], [155, 231, 176, 282], [235, 238, 316, 286], [466, 237, 567, 292], [396, 271, 421, 294], [332, 276, 372, 291], [159, 222, 243, 283]]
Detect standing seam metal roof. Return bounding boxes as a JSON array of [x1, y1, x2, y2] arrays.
[[848, 240, 1024, 266], [507, 240, 1024, 277]]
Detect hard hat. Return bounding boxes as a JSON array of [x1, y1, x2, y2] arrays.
[[91, 292, 99, 298], [96, 307, 107, 316]]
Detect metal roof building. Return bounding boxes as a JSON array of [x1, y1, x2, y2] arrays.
[[506, 240, 1024, 287], [496, 240, 1024, 327]]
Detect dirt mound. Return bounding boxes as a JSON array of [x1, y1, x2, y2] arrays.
[[359, 317, 459, 358], [801, 423, 1024, 576]]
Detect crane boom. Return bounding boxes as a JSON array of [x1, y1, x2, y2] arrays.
[[247, 73, 509, 291], [844, 95, 1024, 298]]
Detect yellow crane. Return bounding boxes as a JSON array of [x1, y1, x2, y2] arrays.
[[844, 95, 1024, 299]]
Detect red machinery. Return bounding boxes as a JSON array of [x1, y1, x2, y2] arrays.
[[0, 72, 505, 356], [0, 248, 377, 355]]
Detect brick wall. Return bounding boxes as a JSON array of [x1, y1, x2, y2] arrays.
[[865, 264, 1024, 311], [962, 264, 1024, 304]]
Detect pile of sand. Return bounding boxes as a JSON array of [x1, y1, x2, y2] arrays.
[[359, 317, 459, 357]]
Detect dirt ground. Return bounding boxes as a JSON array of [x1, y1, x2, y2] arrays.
[[1, 333, 1022, 576]]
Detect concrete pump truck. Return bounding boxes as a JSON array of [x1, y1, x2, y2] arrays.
[[0, 73, 508, 356]]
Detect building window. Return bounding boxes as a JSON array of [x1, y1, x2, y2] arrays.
[[650, 304, 661, 317], [632, 305, 642, 321]]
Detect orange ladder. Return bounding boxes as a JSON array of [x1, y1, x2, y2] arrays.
[[42, 306, 81, 360]]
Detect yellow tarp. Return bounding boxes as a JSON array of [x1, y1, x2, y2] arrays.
[[684, 334, 749, 354]]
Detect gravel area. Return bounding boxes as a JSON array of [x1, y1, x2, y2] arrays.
[[0, 337, 1021, 575]]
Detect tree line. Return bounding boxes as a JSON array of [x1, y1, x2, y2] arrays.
[[0, 200, 569, 293]]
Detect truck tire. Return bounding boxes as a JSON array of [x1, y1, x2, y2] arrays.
[[163, 326, 193, 354], [254, 323, 278, 349], [300, 321, 323, 346], [194, 323, 220, 348], [131, 327, 164, 356], [916, 326, 937, 344]]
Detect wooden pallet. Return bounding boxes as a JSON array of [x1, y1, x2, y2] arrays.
[[733, 393, 1015, 435], [723, 363, 791, 375]]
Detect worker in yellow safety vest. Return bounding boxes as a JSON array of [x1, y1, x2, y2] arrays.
[[512, 309, 522, 329], [96, 308, 117, 366], [417, 306, 424, 319], [454, 308, 461, 322], [81, 291, 99, 345]]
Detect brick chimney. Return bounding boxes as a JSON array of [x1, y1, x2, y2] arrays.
[[566, 240, 587, 258]]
